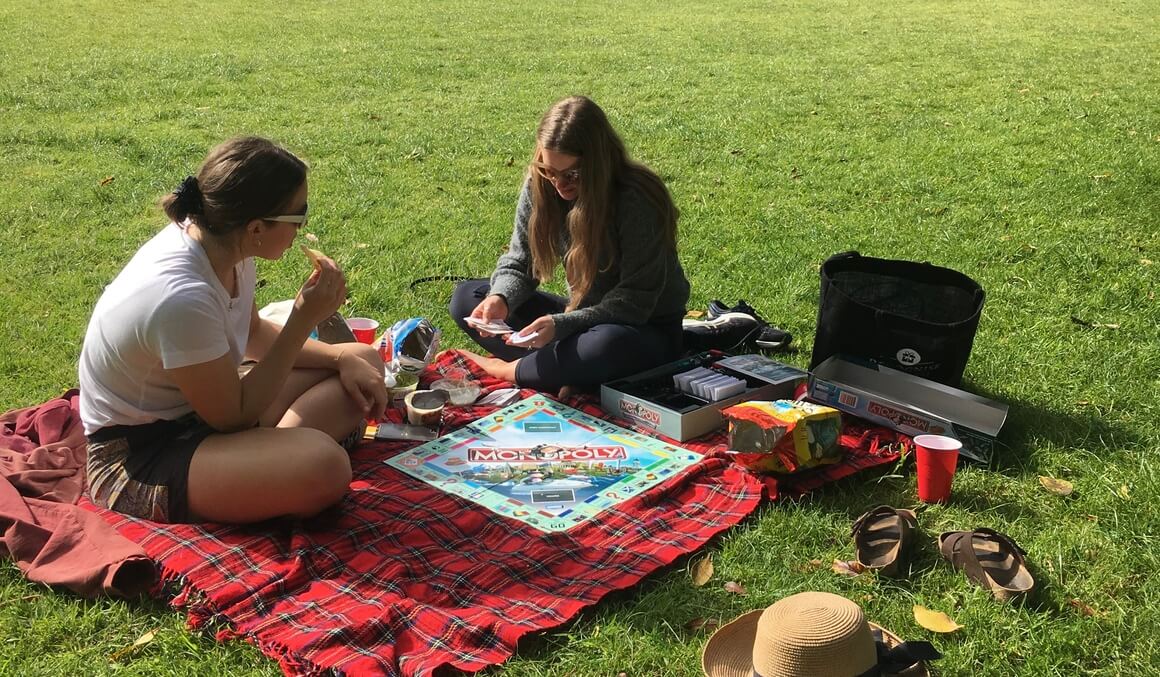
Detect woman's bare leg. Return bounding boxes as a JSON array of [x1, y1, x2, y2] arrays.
[[259, 343, 383, 440], [460, 349, 519, 383], [187, 426, 351, 523], [185, 343, 385, 523]]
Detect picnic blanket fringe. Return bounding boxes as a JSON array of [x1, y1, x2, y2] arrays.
[[163, 566, 333, 675]]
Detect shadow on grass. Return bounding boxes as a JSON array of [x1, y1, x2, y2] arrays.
[[963, 378, 1142, 474]]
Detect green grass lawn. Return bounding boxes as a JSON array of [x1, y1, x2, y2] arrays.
[[2, 0, 1157, 674]]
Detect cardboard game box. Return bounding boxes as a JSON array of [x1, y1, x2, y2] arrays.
[[600, 352, 807, 441], [807, 355, 1009, 464]]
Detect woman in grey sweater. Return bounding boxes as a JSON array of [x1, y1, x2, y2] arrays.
[[450, 96, 690, 395]]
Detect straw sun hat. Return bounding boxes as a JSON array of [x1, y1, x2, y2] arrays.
[[702, 592, 935, 677]]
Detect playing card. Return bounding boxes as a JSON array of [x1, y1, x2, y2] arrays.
[[464, 317, 514, 334], [508, 331, 539, 345]]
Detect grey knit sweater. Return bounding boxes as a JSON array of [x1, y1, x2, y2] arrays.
[[489, 181, 690, 341]]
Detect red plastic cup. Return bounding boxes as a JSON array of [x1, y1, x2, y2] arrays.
[[346, 317, 379, 344], [914, 434, 962, 503]]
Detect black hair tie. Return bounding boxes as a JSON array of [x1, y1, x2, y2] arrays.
[[173, 175, 204, 215]]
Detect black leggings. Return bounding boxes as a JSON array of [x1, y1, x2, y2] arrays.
[[449, 279, 683, 392]]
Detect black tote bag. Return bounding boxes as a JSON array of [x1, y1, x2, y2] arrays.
[[809, 251, 986, 387]]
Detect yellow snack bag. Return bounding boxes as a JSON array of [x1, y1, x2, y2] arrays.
[[724, 400, 843, 474]]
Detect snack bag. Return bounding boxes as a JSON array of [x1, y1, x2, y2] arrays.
[[723, 400, 843, 474], [380, 318, 441, 374]]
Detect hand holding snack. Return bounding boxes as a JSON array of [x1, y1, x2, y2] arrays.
[[295, 244, 347, 326], [300, 243, 326, 271]]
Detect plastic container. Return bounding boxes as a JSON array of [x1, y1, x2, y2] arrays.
[[388, 372, 419, 403], [430, 378, 482, 406]]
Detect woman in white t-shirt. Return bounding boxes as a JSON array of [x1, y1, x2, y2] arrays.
[[79, 136, 387, 524]]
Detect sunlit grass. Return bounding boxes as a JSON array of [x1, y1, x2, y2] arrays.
[[1, 1, 1157, 675]]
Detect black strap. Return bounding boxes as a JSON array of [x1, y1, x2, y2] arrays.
[[408, 274, 474, 290], [855, 637, 942, 676]]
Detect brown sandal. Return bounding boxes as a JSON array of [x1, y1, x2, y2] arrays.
[[852, 506, 918, 577], [938, 528, 1035, 601]]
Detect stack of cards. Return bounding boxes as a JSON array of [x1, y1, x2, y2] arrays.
[[673, 366, 747, 402], [464, 317, 514, 334]]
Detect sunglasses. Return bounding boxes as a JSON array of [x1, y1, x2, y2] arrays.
[[533, 162, 581, 187], [265, 203, 309, 228]]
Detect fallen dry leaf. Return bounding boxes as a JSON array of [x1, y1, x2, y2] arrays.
[[1068, 599, 1102, 617], [832, 559, 866, 577], [1039, 476, 1074, 496], [355, 243, 369, 249], [723, 581, 748, 596], [913, 605, 962, 633], [691, 555, 714, 587], [685, 617, 721, 632], [1141, 259, 1153, 266], [684, 310, 704, 319], [1118, 484, 1131, 499], [98, 176, 115, 186], [109, 628, 159, 662], [303, 232, 319, 242], [1071, 316, 1120, 330]]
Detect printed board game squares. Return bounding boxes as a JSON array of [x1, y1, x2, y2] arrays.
[[387, 396, 701, 532]]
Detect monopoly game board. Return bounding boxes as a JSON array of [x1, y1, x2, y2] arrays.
[[385, 396, 701, 532]]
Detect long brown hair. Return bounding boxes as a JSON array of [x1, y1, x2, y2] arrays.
[[161, 136, 307, 238], [527, 96, 678, 310]]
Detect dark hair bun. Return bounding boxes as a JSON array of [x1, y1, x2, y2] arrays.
[[172, 175, 203, 216]]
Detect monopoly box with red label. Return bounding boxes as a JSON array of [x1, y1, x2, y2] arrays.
[[600, 352, 807, 442], [807, 355, 1009, 465]]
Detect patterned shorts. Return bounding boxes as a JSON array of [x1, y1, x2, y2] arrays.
[[85, 414, 215, 524]]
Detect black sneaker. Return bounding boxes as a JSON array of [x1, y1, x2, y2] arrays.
[[753, 325, 792, 350], [708, 299, 764, 322], [706, 299, 792, 351], [682, 312, 761, 352]]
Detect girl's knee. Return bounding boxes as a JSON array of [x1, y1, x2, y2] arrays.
[[295, 430, 352, 504], [345, 341, 383, 370]]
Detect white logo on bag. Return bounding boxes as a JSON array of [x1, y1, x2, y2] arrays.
[[896, 348, 921, 366]]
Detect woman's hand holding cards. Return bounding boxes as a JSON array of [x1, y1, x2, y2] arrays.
[[505, 315, 555, 350], [468, 294, 511, 337]]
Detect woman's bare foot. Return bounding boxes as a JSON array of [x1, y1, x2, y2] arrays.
[[459, 349, 519, 383]]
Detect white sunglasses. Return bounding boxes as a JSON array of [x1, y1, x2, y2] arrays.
[[266, 204, 309, 227]]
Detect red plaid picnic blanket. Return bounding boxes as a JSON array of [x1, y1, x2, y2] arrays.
[[84, 350, 906, 675], [86, 351, 766, 676]]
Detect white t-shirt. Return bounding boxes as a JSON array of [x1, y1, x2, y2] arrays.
[[78, 223, 257, 435]]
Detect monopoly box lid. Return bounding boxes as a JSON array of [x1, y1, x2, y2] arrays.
[[807, 355, 1008, 464]]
